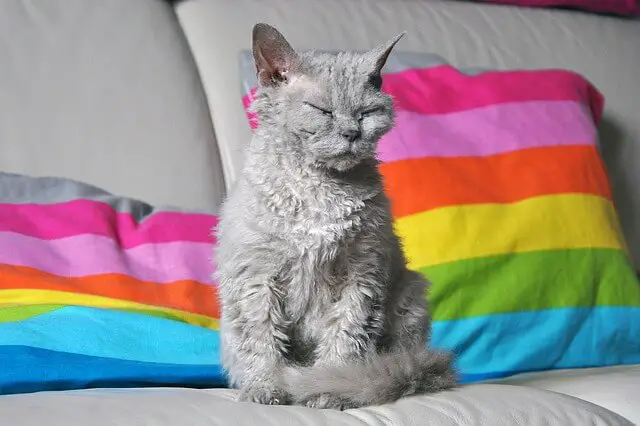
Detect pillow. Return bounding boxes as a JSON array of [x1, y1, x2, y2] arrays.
[[476, 0, 640, 15], [0, 173, 223, 394], [239, 51, 640, 382]]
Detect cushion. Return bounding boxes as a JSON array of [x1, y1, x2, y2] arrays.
[[0, 384, 633, 426], [494, 364, 640, 424], [0, 0, 225, 212], [239, 51, 640, 382], [476, 0, 640, 15], [0, 173, 223, 394]]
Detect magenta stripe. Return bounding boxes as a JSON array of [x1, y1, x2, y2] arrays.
[[0, 200, 217, 248], [0, 232, 213, 284], [242, 66, 604, 124], [243, 88, 259, 129], [376, 100, 597, 162], [382, 66, 604, 121]]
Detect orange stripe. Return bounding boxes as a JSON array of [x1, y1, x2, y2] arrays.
[[380, 145, 612, 218], [0, 264, 220, 318]]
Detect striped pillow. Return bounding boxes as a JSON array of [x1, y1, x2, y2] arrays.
[[239, 52, 640, 382], [0, 173, 223, 394]]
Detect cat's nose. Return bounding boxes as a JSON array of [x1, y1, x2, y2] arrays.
[[341, 129, 361, 143]]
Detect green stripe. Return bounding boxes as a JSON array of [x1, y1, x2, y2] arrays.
[[115, 307, 187, 323], [0, 305, 64, 322], [0, 304, 187, 324], [421, 248, 640, 321]]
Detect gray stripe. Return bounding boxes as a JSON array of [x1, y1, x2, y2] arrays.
[[238, 50, 489, 95], [0, 172, 206, 215]]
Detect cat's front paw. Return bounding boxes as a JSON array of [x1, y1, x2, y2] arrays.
[[303, 393, 356, 411], [238, 386, 291, 406]]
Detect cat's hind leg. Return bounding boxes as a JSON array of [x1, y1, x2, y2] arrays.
[[385, 270, 457, 393], [386, 269, 431, 349]]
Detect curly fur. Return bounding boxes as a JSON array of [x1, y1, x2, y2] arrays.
[[213, 23, 457, 410]]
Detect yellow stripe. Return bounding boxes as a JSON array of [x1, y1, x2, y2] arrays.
[[0, 289, 219, 330], [396, 194, 626, 270]]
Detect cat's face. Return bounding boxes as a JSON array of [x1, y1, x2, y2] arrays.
[[252, 24, 403, 171], [272, 54, 394, 171]]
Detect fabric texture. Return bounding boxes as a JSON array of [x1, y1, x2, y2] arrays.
[[0, 382, 634, 426], [177, 0, 640, 272], [239, 52, 640, 382], [0, 0, 226, 212], [0, 173, 223, 395], [477, 0, 640, 15]]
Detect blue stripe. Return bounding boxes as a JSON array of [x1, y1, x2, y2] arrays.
[[430, 306, 640, 380], [1, 306, 638, 393], [0, 306, 220, 365], [458, 368, 567, 384], [0, 346, 226, 395]]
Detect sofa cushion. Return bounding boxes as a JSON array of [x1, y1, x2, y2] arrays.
[[0, 384, 632, 425], [176, 0, 640, 269], [494, 364, 640, 424], [476, 0, 640, 15], [0, 0, 225, 211]]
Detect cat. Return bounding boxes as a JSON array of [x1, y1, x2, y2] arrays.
[[214, 23, 457, 410]]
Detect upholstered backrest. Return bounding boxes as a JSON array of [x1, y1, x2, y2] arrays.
[[0, 0, 225, 212]]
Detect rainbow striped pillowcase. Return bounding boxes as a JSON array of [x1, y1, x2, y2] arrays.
[[0, 174, 223, 394], [239, 52, 640, 381]]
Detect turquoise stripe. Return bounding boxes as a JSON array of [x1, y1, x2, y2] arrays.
[[0, 306, 220, 365], [431, 306, 640, 377]]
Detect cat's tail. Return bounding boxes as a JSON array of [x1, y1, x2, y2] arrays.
[[281, 346, 457, 408]]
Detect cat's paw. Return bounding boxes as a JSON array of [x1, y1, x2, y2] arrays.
[[303, 393, 356, 411], [238, 386, 291, 406]]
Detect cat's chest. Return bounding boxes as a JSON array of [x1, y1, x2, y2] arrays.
[[282, 231, 353, 324], [299, 207, 359, 242], [287, 192, 367, 255]]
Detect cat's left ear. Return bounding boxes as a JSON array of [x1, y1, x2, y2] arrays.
[[365, 32, 405, 89]]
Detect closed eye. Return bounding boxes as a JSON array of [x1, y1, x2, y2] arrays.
[[304, 102, 333, 116], [358, 107, 382, 120]]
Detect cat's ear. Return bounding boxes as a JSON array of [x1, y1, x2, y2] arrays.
[[365, 32, 405, 89], [252, 23, 299, 87]]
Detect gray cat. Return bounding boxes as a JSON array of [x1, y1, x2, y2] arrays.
[[214, 23, 457, 410]]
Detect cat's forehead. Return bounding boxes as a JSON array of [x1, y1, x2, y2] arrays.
[[297, 52, 374, 99], [306, 52, 368, 79]]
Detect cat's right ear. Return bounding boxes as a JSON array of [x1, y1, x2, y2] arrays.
[[365, 32, 405, 90], [252, 23, 298, 87]]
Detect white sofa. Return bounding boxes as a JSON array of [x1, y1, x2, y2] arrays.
[[0, 1, 638, 424]]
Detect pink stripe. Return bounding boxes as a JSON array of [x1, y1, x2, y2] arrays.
[[243, 88, 259, 130], [382, 66, 604, 121], [0, 232, 213, 284], [242, 66, 604, 125], [377, 100, 596, 162], [0, 200, 217, 248], [481, 0, 640, 15]]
